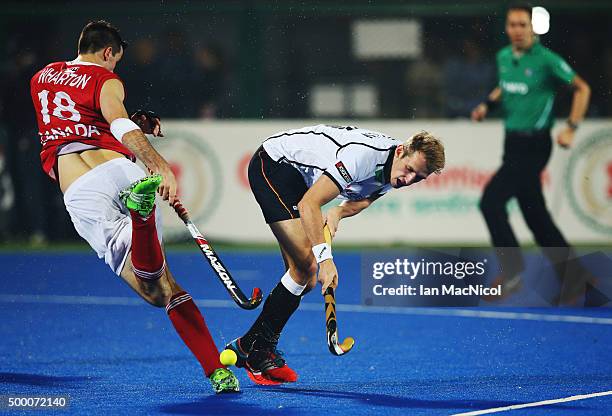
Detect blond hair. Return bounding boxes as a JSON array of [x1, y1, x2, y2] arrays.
[[402, 131, 445, 175]]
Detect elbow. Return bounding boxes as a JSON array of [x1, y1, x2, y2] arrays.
[[297, 198, 309, 215], [580, 82, 591, 97], [298, 196, 323, 216], [577, 80, 591, 97]]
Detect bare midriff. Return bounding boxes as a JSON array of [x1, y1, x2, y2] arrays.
[[58, 148, 125, 193]]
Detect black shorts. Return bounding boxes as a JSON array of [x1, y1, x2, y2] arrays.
[[248, 146, 308, 224]]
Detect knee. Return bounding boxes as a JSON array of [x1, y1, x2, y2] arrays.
[[292, 257, 318, 285], [139, 280, 173, 308], [144, 292, 172, 308], [479, 193, 491, 214], [479, 192, 502, 217], [302, 275, 318, 294]]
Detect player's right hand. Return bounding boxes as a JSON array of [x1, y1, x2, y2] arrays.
[[131, 110, 164, 137], [157, 166, 178, 205], [318, 259, 338, 295], [471, 103, 488, 121]]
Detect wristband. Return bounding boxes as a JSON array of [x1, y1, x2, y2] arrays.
[[110, 118, 141, 142], [566, 119, 579, 131], [312, 243, 333, 263], [485, 98, 499, 111]]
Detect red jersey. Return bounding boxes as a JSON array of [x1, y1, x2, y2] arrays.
[[30, 60, 135, 180]]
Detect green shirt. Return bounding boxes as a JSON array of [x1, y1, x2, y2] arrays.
[[497, 41, 575, 132]]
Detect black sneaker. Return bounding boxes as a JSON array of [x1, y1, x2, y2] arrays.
[[224, 338, 249, 368]]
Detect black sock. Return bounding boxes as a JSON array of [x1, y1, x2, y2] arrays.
[[241, 281, 301, 351]]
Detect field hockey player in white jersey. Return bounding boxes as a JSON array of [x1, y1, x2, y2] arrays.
[[224, 124, 445, 384]]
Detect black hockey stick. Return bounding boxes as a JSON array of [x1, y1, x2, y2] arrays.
[[173, 201, 263, 310]]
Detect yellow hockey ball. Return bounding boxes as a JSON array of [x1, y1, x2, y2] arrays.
[[220, 349, 238, 366]]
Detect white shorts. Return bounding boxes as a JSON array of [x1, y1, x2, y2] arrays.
[[63, 158, 163, 275]]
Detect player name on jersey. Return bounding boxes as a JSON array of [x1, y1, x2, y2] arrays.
[[36, 67, 92, 90]]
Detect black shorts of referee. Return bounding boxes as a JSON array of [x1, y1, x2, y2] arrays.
[[248, 146, 308, 224]]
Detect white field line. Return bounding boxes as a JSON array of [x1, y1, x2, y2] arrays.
[[1, 294, 612, 325], [451, 390, 612, 415]]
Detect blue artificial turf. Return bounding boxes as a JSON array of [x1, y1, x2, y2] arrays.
[[1, 251, 611, 415]]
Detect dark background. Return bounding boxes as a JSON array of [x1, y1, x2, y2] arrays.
[[1, 0, 611, 244]]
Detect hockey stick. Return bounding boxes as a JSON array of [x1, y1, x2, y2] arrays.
[[323, 224, 355, 356], [173, 201, 263, 310]]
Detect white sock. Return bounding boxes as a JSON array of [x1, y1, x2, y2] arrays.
[[280, 270, 307, 296]]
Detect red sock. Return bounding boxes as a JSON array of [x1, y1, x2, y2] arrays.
[[130, 208, 165, 281], [166, 292, 223, 377]]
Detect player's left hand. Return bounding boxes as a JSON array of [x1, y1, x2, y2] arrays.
[[324, 207, 342, 238], [556, 127, 575, 149], [131, 110, 163, 137]]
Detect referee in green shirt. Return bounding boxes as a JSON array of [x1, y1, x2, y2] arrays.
[[471, 3, 591, 302]]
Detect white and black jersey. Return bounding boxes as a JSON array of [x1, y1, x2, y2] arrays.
[[262, 124, 399, 201]]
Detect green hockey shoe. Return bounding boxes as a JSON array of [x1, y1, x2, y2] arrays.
[[119, 174, 162, 217], [209, 368, 240, 394]]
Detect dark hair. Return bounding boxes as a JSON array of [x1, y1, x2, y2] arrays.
[[78, 20, 127, 55], [507, 2, 533, 18]]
